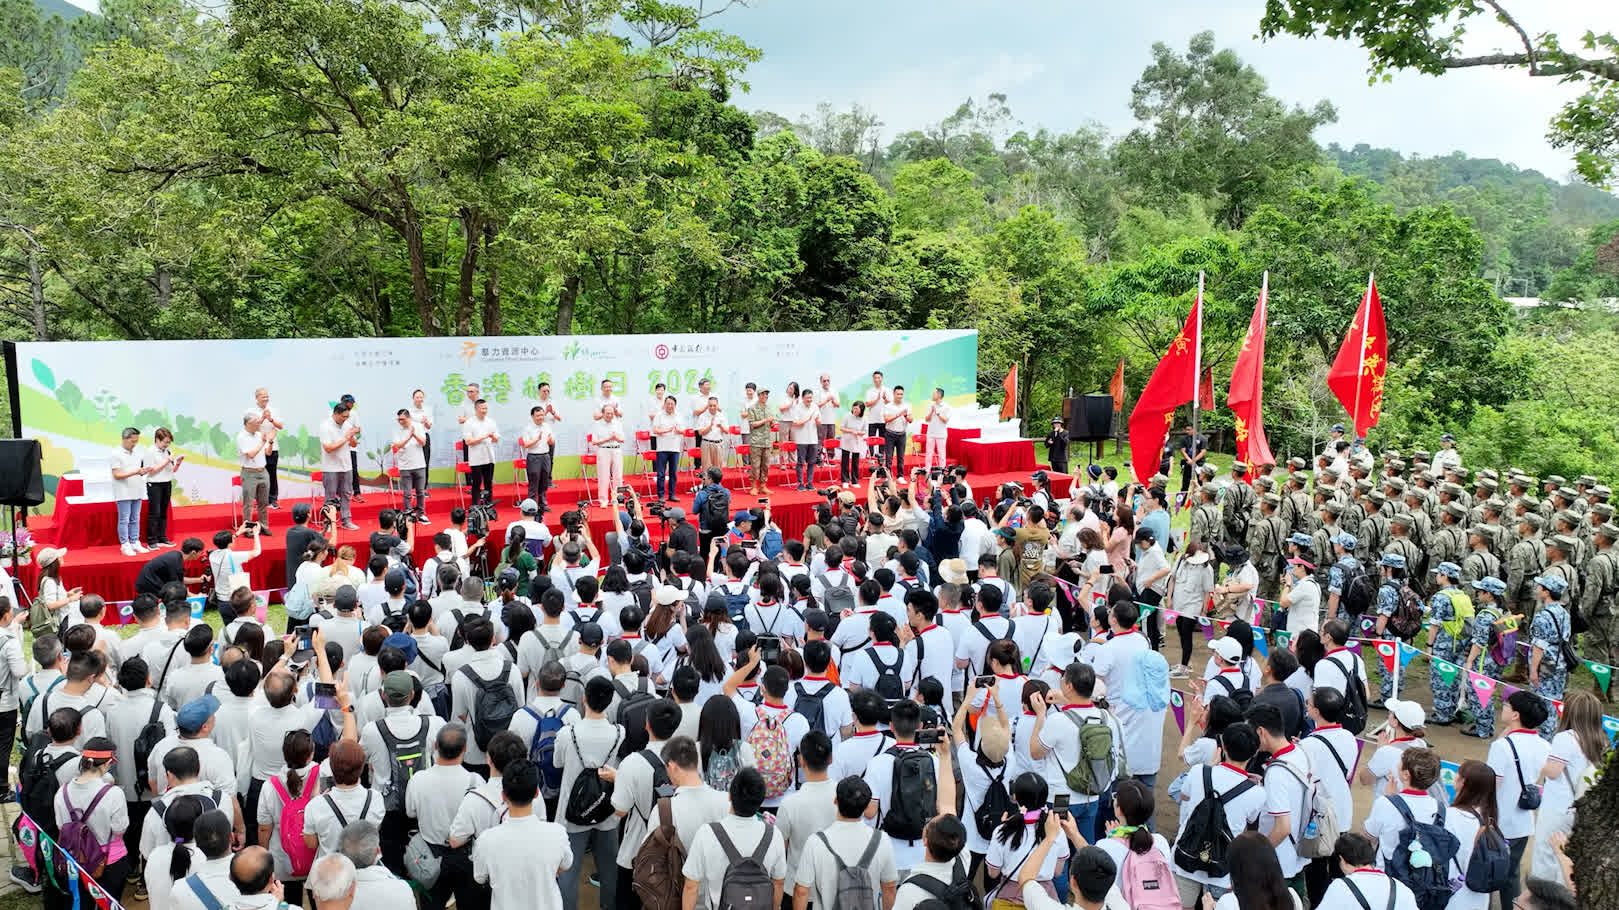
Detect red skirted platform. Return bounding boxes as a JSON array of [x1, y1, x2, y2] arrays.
[[15, 464, 1071, 605], [959, 437, 1037, 474]]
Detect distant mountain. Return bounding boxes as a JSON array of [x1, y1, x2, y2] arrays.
[[35, 0, 88, 19]]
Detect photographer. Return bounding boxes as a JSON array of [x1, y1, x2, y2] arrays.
[[926, 479, 964, 561], [693, 467, 733, 565], [658, 505, 700, 571], [607, 488, 655, 567]]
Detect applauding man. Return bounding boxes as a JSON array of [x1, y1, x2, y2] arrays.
[[651, 395, 685, 502], [696, 396, 729, 485], [592, 385, 626, 507], [882, 385, 912, 480], [462, 398, 499, 507], [519, 405, 556, 512], [320, 402, 361, 530], [392, 408, 429, 519]]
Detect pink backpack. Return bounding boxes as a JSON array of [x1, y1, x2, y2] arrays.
[[1118, 840, 1181, 910], [746, 710, 795, 799], [270, 771, 320, 877]]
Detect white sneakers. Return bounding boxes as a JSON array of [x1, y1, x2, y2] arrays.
[[133, 542, 150, 553], [120, 543, 135, 556]]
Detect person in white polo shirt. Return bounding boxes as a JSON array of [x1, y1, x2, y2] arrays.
[[592, 381, 626, 508], [1487, 690, 1552, 910], [792, 774, 898, 910], [921, 387, 952, 473], [814, 374, 840, 449], [320, 403, 361, 531], [1321, 832, 1419, 910], [252, 388, 285, 510], [1171, 721, 1266, 907], [882, 385, 913, 480], [651, 395, 685, 502], [788, 386, 820, 492], [461, 398, 499, 508], [112, 426, 152, 555], [519, 406, 556, 512], [471, 759, 572, 910], [391, 409, 428, 519], [864, 370, 892, 440]]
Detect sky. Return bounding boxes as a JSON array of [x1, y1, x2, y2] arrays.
[[710, 0, 1610, 181]]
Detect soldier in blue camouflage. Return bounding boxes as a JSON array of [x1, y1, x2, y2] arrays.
[[1325, 533, 1363, 625], [1460, 576, 1509, 739], [1528, 573, 1574, 738], [1425, 562, 1469, 725], [1373, 551, 1411, 703]]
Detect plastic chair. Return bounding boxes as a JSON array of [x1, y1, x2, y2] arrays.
[[309, 470, 324, 508], [864, 435, 887, 476], [640, 451, 659, 496], [230, 475, 243, 526], [773, 439, 798, 485], [386, 464, 402, 510], [634, 430, 652, 472], [685, 446, 703, 489], [818, 438, 842, 485], [581, 434, 597, 486]]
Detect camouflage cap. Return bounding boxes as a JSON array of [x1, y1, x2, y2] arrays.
[[1546, 475, 1568, 486], [1477, 477, 1499, 492], [1549, 533, 1580, 553], [1556, 487, 1578, 501], [1384, 477, 1407, 492], [1383, 449, 1402, 462], [1332, 532, 1358, 550], [1390, 512, 1414, 528], [1288, 532, 1314, 547], [1355, 479, 1374, 493], [1404, 488, 1425, 501], [1444, 502, 1468, 519], [1484, 497, 1507, 511], [1320, 466, 1340, 479], [1379, 552, 1407, 569], [1435, 561, 1462, 579], [1477, 468, 1499, 481], [1448, 466, 1470, 479], [1287, 456, 1307, 470], [1322, 501, 1345, 516], [1598, 522, 1619, 540], [1413, 449, 1431, 460], [1389, 459, 1407, 472], [1534, 574, 1568, 595], [1593, 502, 1615, 519], [1578, 475, 1599, 487], [1593, 484, 1612, 500], [1254, 476, 1275, 491], [1440, 483, 1465, 497], [1471, 577, 1506, 596], [1555, 509, 1581, 527], [1199, 464, 1217, 478], [1150, 473, 1169, 487], [1368, 490, 1388, 506], [1519, 512, 1545, 531], [1262, 492, 1282, 507], [1467, 525, 1493, 539], [1231, 461, 1249, 473]]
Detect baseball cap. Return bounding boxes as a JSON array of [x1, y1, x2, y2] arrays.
[[519, 498, 539, 515], [334, 585, 359, 611], [176, 695, 221, 734], [577, 622, 605, 646], [1386, 698, 1426, 730], [1211, 637, 1244, 663], [383, 632, 419, 664], [652, 584, 685, 606], [383, 670, 414, 702]]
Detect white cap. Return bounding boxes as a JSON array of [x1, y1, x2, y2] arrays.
[[1387, 698, 1426, 730], [652, 584, 686, 606], [1211, 637, 1244, 663]]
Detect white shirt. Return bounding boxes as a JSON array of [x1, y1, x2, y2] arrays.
[[1366, 791, 1439, 867], [987, 823, 1069, 883], [349, 864, 414, 910], [668, 784, 732, 851], [1314, 646, 1367, 699], [788, 402, 820, 444], [449, 650, 523, 765], [407, 762, 479, 846], [883, 402, 912, 434], [924, 401, 951, 431], [167, 855, 239, 910], [554, 717, 623, 832], [775, 777, 839, 874], [1172, 763, 1266, 886], [1284, 576, 1322, 634], [112, 445, 146, 499], [863, 745, 939, 870], [1300, 725, 1357, 831], [304, 785, 387, 858], [145, 445, 179, 483], [247, 701, 324, 780], [695, 408, 729, 442], [652, 410, 686, 452], [472, 815, 573, 910], [1260, 745, 1311, 877], [795, 818, 898, 909], [392, 421, 427, 471], [954, 614, 1011, 676], [592, 417, 625, 448], [519, 420, 554, 456], [1489, 729, 1551, 839], [683, 815, 787, 910], [610, 743, 669, 867], [593, 394, 624, 421], [864, 385, 892, 412], [1323, 870, 1419, 910], [236, 430, 266, 469], [462, 416, 498, 465], [107, 690, 175, 800]]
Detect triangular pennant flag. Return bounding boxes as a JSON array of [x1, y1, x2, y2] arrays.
[[1214, 618, 1231, 631], [1136, 602, 1155, 617], [1398, 641, 1421, 669], [1432, 659, 1460, 688], [1550, 698, 1565, 720], [1252, 626, 1269, 658], [1603, 714, 1619, 742], [1468, 671, 1497, 706], [1359, 615, 1377, 634], [1587, 661, 1614, 695], [1351, 739, 1367, 779], [1274, 629, 1293, 650], [1438, 761, 1461, 803], [1373, 640, 1398, 677], [1499, 681, 1521, 702], [1163, 609, 1179, 623], [1170, 689, 1186, 734], [1200, 617, 1215, 642]]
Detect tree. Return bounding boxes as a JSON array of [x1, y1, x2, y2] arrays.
[[1114, 31, 1337, 228], [1543, 220, 1619, 302], [892, 158, 990, 234], [1259, 0, 1619, 186]]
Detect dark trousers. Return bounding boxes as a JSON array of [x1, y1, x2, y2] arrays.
[[1139, 588, 1164, 650], [145, 481, 172, 544], [654, 451, 679, 499], [0, 708, 15, 790], [423, 436, 432, 473], [1180, 461, 1194, 491], [796, 443, 818, 487], [469, 463, 494, 505], [840, 449, 860, 484], [1177, 615, 1197, 667], [266, 449, 280, 504], [244, 777, 265, 847], [350, 449, 361, 494], [125, 798, 150, 867], [526, 453, 554, 508], [884, 430, 906, 478], [1502, 836, 1529, 910], [380, 808, 411, 876], [1305, 856, 1337, 906], [434, 846, 488, 910], [617, 864, 643, 910]]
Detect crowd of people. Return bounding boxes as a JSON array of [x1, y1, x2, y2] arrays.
[[0, 417, 1609, 910]]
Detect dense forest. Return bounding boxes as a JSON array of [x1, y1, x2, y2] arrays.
[[1, 0, 1617, 479]]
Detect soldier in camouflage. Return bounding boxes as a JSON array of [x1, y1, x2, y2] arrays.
[[1505, 512, 1546, 627], [1553, 511, 1587, 571], [1312, 502, 1343, 573], [1250, 492, 1288, 604], [1189, 484, 1222, 552], [1445, 466, 1471, 511], [1385, 513, 1426, 597], [1325, 532, 1363, 624], [1360, 490, 1390, 564], [1281, 460, 1310, 535], [1221, 460, 1255, 549], [1582, 502, 1615, 571], [1572, 475, 1597, 515], [1582, 522, 1619, 684], [1468, 476, 1499, 525], [1541, 534, 1581, 611], [1429, 502, 1469, 585], [1462, 525, 1502, 588]]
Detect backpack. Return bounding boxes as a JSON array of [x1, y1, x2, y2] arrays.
[[1459, 812, 1512, 893], [880, 746, 936, 841], [907, 859, 978, 910], [20, 673, 64, 744], [1340, 563, 1374, 617], [702, 485, 732, 532], [972, 758, 1014, 841], [711, 821, 775, 910], [1209, 672, 1254, 712], [793, 680, 833, 735], [1170, 766, 1256, 878], [614, 678, 658, 760], [747, 709, 796, 799], [1384, 795, 1460, 910], [467, 506, 490, 539], [1436, 590, 1475, 641], [631, 797, 686, 910], [377, 717, 431, 813], [628, 577, 655, 613], [269, 771, 321, 878], [563, 727, 622, 826], [284, 579, 316, 621], [1062, 712, 1115, 797], [867, 647, 905, 703], [819, 828, 882, 910], [721, 581, 750, 626], [1386, 582, 1425, 640], [535, 626, 577, 670], [135, 642, 186, 795], [417, 652, 452, 719], [55, 783, 117, 878], [458, 660, 519, 751], [523, 704, 572, 799], [705, 742, 743, 792], [1266, 758, 1339, 859], [1116, 839, 1180, 910], [310, 709, 339, 763], [18, 745, 76, 838], [1325, 654, 1369, 735], [822, 584, 856, 616]]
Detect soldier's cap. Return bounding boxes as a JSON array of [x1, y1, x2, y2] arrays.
[[1388, 459, 1407, 471], [1231, 461, 1248, 473], [1593, 503, 1615, 518], [1594, 485, 1612, 499], [1546, 475, 1568, 486], [1598, 522, 1619, 540], [1434, 561, 1462, 579], [1354, 479, 1374, 493], [1467, 525, 1493, 539], [1471, 576, 1506, 596], [1484, 497, 1506, 511], [1413, 449, 1431, 460], [1368, 490, 1387, 505], [1322, 502, 1344, 516], [1477, 478, 1499, 491], [1255, 477, 1274, 491], [1262, 492, 1281, 507], [1287, 456, 1307, 469], [1290, 471, 1310, 485], [1556, 509, 1581, 527], [1378, 552, 1407, 569], [1440, 433, 1455, 442], [1444, 502, 1468, 519], [1440, 483, 1464, 496], [1332, 533, 1358, 550], [1548, 534, 1580, 552], [1150, 473, 1169, 487], [1404, 488, 1425, 501], [1383, 449, 1402, 461], [1578, 475, 1599, 487], [1199, 464, 1217, 477], [1288, 532, 1314, 547], [1390, 513, 1413, 528], [1556, 487, 1578, 501], [1448, 467, 1469, 479], [1534, 574, 1569, 595], [1477, 468, 1498, 481], [1519, 512, 1545, 530], [1320, 466, 1340, 478], [1331, 423, 1346, 433]]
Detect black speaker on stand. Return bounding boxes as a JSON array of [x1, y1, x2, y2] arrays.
[[0, 439, 44, 602], [1065, 395, 1116, 441]]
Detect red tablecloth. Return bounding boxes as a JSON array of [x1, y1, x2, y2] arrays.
[[945, 427, 981, 460], [53, 475, 121, 549], [960, 438, 1037, 475]]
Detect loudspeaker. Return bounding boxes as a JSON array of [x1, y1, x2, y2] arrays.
[[0, 439, 44, 507], [1066, 395, 1116, 442]]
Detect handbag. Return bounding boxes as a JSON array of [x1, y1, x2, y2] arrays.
[[404, 832, 445, 888], [1506, 735, 1541, 811]]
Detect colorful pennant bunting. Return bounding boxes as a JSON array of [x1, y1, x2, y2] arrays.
[[1170, 689, 1186, 734], [1468, 671, 1497, 707]]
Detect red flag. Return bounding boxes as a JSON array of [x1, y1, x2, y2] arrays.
[[1127, 277, 1202, 483], [999, 364, 1017, 420], [1108, 359, 1125, 412], [1227, 272, 1275, 467], [1199, 368, 1215, 410], [1328, 275, 1389, 436]]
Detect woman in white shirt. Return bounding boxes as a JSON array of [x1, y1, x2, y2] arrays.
[[1532, 690, 1607, 885], [1166, 544, 1216, 676], [1207, 831, 1304, 910], [32, 548, 80, 639], [143, 427, 182, 547], [144, 792, 208, 910], [111, 426, 151, 556], [839, 403, 868, 488], [986, 772, 1068, 905], [207, 527, 262, 607], [1093, 779, 1174, 894], [1444, 759, 1499, 910], [53, 738, 130, 900]]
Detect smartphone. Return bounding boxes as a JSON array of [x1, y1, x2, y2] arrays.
[[1099, 564, 1115, 575], [293, 628, 315, 663], [916, 728, 945, 745], [975, 675, 996, 689], [1054, 793, 1071, 818], [757, 635, 782, 665], [312, 682, 340, 710]]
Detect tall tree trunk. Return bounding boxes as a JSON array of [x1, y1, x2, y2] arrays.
[[28, 245, 46, 341], [1569, 748, 1619, 908], [556, 273, 579, 335], [403, 217, 437, 335], [154, 267, 171, 309], [455, 208, 482, 336], [481, 220, 501, 336]]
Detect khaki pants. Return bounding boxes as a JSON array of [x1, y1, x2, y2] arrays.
[[701, 441, 725, 475], [749, 445, 770, 488]]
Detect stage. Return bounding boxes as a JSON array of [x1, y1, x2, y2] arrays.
[[14, 461, 1071, 605]]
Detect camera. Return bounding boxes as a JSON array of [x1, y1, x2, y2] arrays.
[[560, 509, 584, 533], [915, 728, 946, 745], [757, 634, 782, 665], [646, 501, 667, 519]]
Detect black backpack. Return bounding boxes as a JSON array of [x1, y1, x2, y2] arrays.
[[628, 577, 655, 613], [1171, 766, 1256, 878], [1326, 653, 1369, 735], [1210, 673, 1253, 712], [1340, 563, 1374, 616], [563, 727, 622, 826], [457, 660, 519, 751], [880, 746, 936, 842], [614, 679, 658, 760], [18, 744, 77, 839], [1385, 795, 1460, 910], [908, 858, 978, 910], [868, 648, 905, 703], [972, 757, 1014, 841], [377, 717, 432, 813], [702, 485, 732, 532], [792, 680, 833, 735], [1458, 810, 1512, 893], [135, 640, 187, 796]]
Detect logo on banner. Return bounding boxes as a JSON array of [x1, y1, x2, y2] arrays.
[[653, 344, 670, 360]]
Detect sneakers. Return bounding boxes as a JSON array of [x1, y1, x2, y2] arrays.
[[417, 515, 431, 524], [120, 543, 135, 556], [10, 864, 40, 894], [131, 871, 148, 901], [341, 522, 360, 531], [268, 502, 281, 510], [133, 542, 151, 553], [1168, 665, 1192, 679]]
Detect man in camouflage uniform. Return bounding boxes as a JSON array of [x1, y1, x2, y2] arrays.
[[1325, 532, 1363, 623], [1462, 525, 1502, 588], [1572, 475, 1597, 515], [1461, 576, 1510, 739], [1480, 500, 1511, 559], [1426, 561, 1468, 725], [1382, 477, 1405, 518], [1508, 496, 1538, 550], [1402, 488, 1433, 569], [1581, 522, 1619, 682], [1359, 490, 1390, 564], [1248, 492, 1288, 604], [1221, 460, 1255, 549], [1539, 477, 1569, 520], [1251, 475, 1275, 530], [1437, 482, 1465, 523], [1188, 484, 1222, 551], [1541, 534, 1581, 613], [1468, 476, 1499, 525], [1429, 502, 1469, 586], [1445, 466, 1471, 511], [1413, 470, 1441, 525], [1589, 483, 1612, 514], [1312, 502, 1343, 574], [1506, 512, 1546, 625], [1340, 479, 1369, 542], [1385, 513, 1425, 597], [1280, 459, 1310, 535], [1553, 511, 1587, 571], [1583, 502, 1615, 571]]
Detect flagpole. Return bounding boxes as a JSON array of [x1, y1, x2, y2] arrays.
[[1191, 271, 1204, 446], [1351, 272, 1373, 435]]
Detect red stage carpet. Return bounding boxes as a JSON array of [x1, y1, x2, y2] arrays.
[[15, 464, 1071, 605]]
